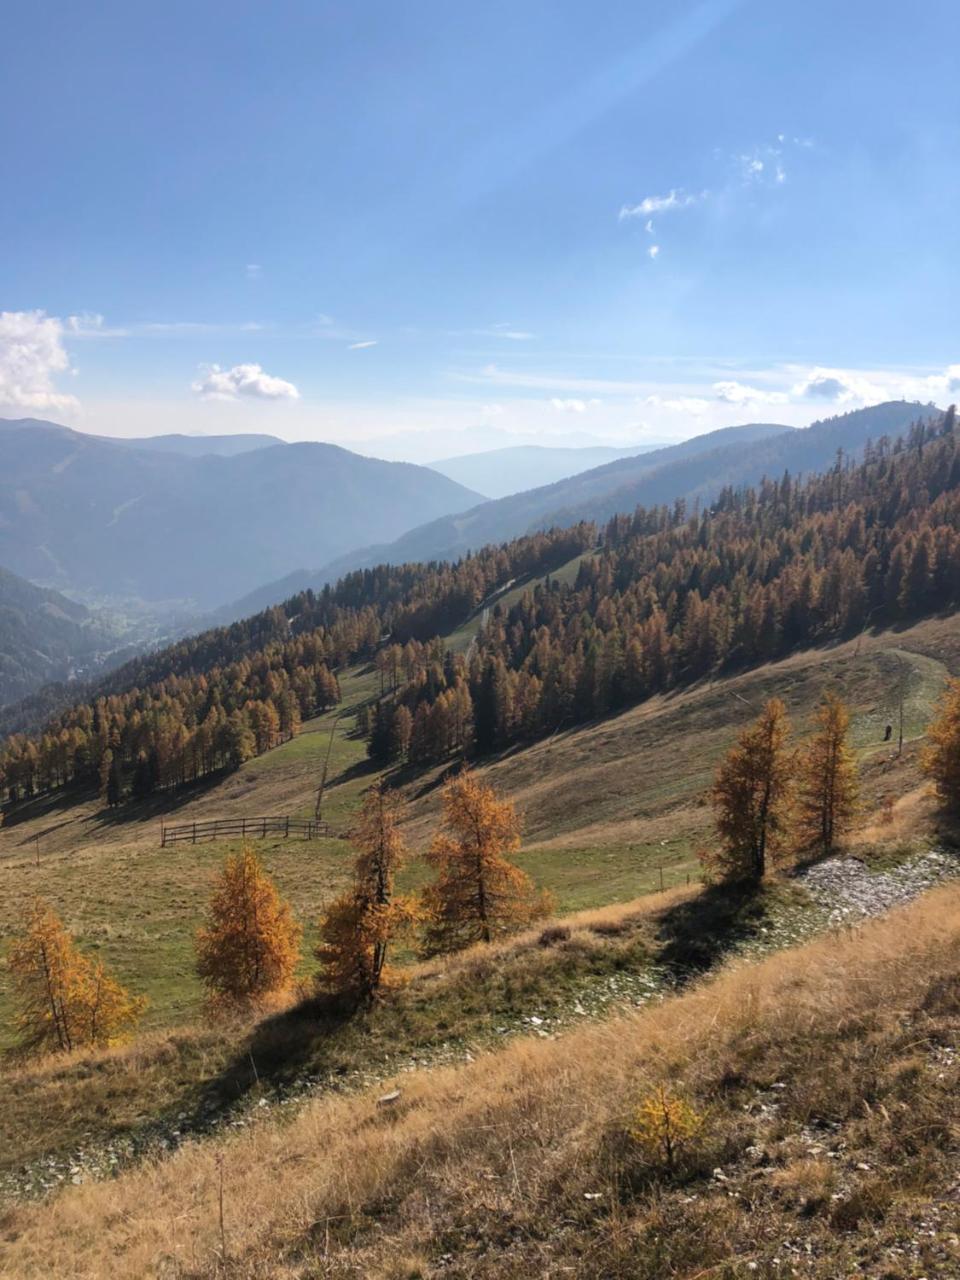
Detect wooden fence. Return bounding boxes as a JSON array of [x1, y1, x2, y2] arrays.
[[160, 816, 329, 847]]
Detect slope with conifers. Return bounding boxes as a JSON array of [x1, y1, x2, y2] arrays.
[[279, 399, 928, 609]]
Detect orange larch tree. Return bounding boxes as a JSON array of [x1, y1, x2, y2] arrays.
[[706, 698, 793, 885], [315, 783, 419, 1003], [195, 846, 301, 1006], [419, 770, 551, 956], [8, 899, 146, 1054], [923, 678, 960, 812], [794, 692, 859, 854]]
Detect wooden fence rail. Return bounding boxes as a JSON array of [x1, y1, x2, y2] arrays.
[[160, 816, 329, 847]]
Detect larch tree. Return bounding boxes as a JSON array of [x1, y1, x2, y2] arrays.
[[923, 678, 960, 812], [419, 770, 552, 956], [195, 846, 301, 1005], [794, 692, 859, 854], [706, 698, 793, 885], [315, 783, 419, 1003], [8, 899, 146, 1054]]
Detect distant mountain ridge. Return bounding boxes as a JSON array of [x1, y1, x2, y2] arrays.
[[428, 441, 668, 499], [221, 402, 933, 621], [103, 431, 283, 457], [321, 402, 929, 574], [0, 418, 482, 610]]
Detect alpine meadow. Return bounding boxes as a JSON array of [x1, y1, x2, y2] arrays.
[[4, 3, 960, 1277]]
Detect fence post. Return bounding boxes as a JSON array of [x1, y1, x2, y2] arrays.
[[262, 818, 267, 838], [285, 816, 290, 838]]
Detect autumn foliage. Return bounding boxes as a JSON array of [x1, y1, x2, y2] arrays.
[[195, 846, 301, 1006], [315, 783, 419, 1002], [629, 1084, 705, 1173], [794, 693, 859, 854], [706, 698, 793, 884], [8, 899, 146, 1054], [923, 678, 960, 812], [420, 771, 551, 955]]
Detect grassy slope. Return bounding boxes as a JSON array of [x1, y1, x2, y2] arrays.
[[6, 880, 960, 1278]]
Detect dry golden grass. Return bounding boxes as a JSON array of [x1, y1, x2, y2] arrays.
[[4, 881, 960, 1278]]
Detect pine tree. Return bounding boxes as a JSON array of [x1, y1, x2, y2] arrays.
[[195, 847, 301, 1005], [706, 698, 792, 884], [923, 678, 960, 812], [419, 771, 551, 955], [8, 899, 145, 1054], [315, 783, 419, 1002], [794, 693, 859, 854]]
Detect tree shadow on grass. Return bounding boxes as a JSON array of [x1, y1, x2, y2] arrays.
[[655, 881, 769, 985], [190, 992, 361, 1123]]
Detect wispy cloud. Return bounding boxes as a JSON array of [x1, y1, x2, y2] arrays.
[[191, 362, 300, 401], [348, 340, 378, 350], [648, 244, 660, 259], [619, 188, 704, 220], [245, 263, 262, 280], [0, 310, 80, 412]]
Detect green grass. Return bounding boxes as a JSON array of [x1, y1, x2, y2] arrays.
[[445, 552, 594, 653]]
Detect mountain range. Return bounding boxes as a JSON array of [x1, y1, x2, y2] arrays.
[[0, 418, 481, 610], [428, 442, 667, 499]]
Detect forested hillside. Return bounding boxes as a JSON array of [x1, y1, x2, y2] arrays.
[[0, 567, 121, 707], [1, 406, 954, 809]]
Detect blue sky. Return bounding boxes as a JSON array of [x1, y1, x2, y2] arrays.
[[2, 0, 958, 460]]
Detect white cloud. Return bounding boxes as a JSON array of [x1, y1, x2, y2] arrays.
[[644, 394, 711, 414], [0, 310, 79, 412], [191, 362, 300, 401], [648, 244, 660, 260], [348, 340, 378, 350], [246, 263, 262, 279], [713, 379, 788, 405], [619, 189, 703, 220], [550, 397, 602, 413], [791, 367, 887, 405]]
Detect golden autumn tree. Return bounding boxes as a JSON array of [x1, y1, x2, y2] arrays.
[[315, 783, 419, 1003], [8, 899, 146, 1054], [705, 698, 792, 885], [923, 678, 960, 812], [195, 846, 301, 1006], [794, 692, 859, 854], [419, 771, 552, 956]]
